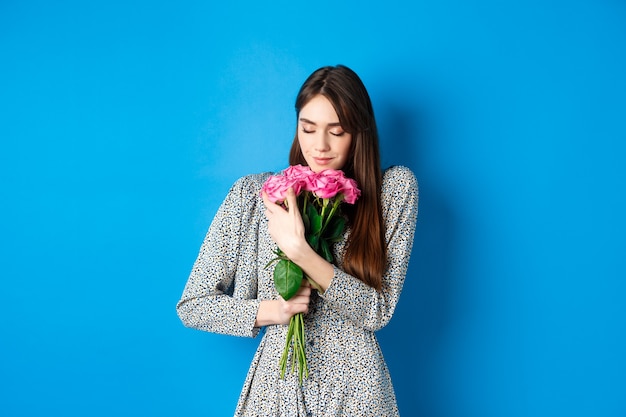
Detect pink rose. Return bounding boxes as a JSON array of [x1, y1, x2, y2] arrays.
[[261, 165, 315, 203], [283, 165, 316, 194], [284, 176, 305, 196], [339, 177, 360, 204], [285, 164, 316, 195], [261, 174, 290, 203], [262, 165, 360, 204], [310, 169, 344, 199], [283, 164, 314, 180]]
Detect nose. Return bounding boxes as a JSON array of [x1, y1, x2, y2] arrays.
[[314, 132, 330, 152]]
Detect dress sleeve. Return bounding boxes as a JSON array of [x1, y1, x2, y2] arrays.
[[176, 176, 262, 338], [321, 166, 419, 332]]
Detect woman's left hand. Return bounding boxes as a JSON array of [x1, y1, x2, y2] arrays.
[[262, 187, 335, 292], [262, 188, 307, 260]]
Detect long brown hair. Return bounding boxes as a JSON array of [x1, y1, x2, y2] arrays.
[[289, 65, 386, 291]]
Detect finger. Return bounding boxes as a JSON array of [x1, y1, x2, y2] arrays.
[[292, 290, 311, 302], [261, 191, 274, 212], [291, 285, 310, 296], [292, 285, 311, 297], [290, 304, 309, 316], [288, 299, 310, 313], [290, 296, 310, 306], [284, 187, 298, 212], [297, 285, 312, 295]]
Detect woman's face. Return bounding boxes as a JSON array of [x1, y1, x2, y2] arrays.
[[297, 94, 352, 172]]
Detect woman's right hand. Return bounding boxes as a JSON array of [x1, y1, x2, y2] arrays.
[[255, 281, 311, 327], [275, 281, 311, 325]]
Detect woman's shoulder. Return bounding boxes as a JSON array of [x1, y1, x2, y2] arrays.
[[217, 172, 273, 212], [218, 172, 273, 203], [381, 166, 419, 219], [382, 165, 418, 192], [232, 172, 273, 190]]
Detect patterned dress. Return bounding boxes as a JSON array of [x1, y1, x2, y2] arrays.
[[177, 165, 419, 416]]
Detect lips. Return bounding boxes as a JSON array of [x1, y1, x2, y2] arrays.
[[313, 157, 333, 165]]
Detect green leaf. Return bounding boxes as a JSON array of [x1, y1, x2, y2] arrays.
[[273, 259, 303, 300], [324, 216, 346, 241], [320, 239, 333, 262], [307, 234, 320, 251], [308, 205, 322, 234]]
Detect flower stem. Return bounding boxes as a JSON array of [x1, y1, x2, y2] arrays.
[[320, 197, 342, 234], [278, 312, 308, 384]]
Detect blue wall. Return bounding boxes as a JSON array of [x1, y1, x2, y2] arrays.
[[1, 1, 625, 416]]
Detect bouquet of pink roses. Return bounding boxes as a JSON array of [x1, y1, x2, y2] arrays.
[[261, 164, 360, 383]]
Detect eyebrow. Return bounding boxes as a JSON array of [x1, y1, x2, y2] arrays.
[[299, 117, 342, 127]]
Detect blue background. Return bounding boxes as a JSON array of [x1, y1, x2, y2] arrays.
[[1, 1, 625, 416]]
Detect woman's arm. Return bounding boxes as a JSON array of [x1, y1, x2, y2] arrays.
[[322, 166, 419, 331], [177, 176, 265, 338]]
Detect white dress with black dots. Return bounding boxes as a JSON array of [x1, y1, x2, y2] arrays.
[[177, 165, 419, 417]]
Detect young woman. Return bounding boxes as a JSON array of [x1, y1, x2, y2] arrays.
[[177, 65, 419, 416]]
